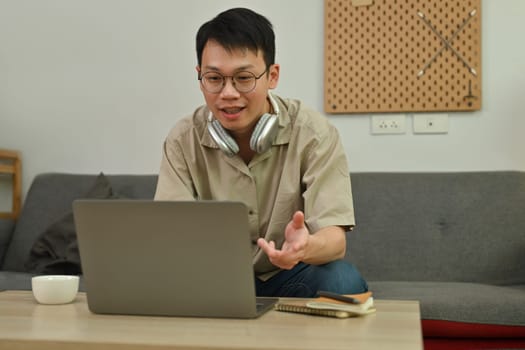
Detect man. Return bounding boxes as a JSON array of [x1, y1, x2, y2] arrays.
[[155, 8, 367, 297]]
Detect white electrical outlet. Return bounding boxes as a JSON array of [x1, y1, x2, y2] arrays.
[[371, 115, 406, 135], [413, 113, 449, 134]]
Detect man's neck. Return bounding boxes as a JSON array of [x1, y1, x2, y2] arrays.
[[231, 132, 255, 164]]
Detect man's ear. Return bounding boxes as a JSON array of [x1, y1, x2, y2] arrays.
[[196, 65, 204, 93], [268, 64, 280, 89]]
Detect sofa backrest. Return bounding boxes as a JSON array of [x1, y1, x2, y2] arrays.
[[4, 171, 525, 285], [2, 173, 157, 271], [346, 171, 525, 285]]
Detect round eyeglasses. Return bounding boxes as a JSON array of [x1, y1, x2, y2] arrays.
[[198, 68, 268, 94]]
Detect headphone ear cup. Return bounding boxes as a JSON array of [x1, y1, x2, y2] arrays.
[[250, 113, 279, 154], [207, 119, 239, 157]]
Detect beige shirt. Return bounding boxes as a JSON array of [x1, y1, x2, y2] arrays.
[[155, 95, 355, 280]]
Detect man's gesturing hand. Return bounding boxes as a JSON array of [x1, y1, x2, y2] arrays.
[[257, 211, 310, 270]]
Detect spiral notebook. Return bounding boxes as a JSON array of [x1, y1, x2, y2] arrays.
[[274, 291, 375, 318]]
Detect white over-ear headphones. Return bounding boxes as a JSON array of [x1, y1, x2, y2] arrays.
[[207, 92, 280, 157]]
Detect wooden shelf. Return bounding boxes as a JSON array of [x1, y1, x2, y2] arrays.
[[0, 149, 22, 220]]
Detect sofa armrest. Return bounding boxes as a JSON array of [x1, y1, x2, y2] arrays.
[[0, 218, 15, 267]]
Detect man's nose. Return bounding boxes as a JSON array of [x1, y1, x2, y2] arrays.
[[220, 77, 240, 97]]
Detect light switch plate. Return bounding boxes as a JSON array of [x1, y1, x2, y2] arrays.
[[413, 113, 449, 134]]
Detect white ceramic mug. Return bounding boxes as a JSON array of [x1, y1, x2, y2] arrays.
[[31, 275, 79, 305]]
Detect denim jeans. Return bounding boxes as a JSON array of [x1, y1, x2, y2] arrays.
[[255, 260, 368, 297]]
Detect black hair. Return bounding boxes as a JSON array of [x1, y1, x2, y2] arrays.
[[196, 8, 275, 69]]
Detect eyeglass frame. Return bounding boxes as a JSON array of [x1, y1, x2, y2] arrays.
[[198, 67, 269, 94]]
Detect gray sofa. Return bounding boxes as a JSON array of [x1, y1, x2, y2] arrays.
[[348, 172, 525, 323], [346, 172, 525, 347], [0, 173, 157, 290], [1, 172, 524, 345]]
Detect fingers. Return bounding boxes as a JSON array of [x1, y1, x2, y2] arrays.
[[292, 211, 305, 229], [258, 238, 293, 269], [257, 238, 275, 254], [258, 238, 298, 270], [258, 211, 306, 270]]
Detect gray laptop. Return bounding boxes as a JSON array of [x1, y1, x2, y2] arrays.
[[73, 200, 277, 318]]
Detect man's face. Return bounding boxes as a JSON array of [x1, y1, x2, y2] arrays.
[[197, 40, 279, 140]]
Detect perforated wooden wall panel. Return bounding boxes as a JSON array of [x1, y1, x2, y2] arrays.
[[324, 0, 482, 114]]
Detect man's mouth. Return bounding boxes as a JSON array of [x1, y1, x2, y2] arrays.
[[219, 106, 246, 120], [221, 107, 244, 114]]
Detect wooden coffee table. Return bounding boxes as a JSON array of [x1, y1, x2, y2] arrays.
[[0, 290, 423, 349]]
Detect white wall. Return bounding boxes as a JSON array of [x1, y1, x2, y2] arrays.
[[1, 0, 524, 203]]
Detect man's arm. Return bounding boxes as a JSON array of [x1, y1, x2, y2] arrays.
[[302, 224, 347, 264], [257, 211, 347, 270]]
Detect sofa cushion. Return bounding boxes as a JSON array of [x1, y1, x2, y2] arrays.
[[0, 271, 34, 290], [368, 281, 525, 326], [2, 173, 157, 272], [24, 173, 115, 275]]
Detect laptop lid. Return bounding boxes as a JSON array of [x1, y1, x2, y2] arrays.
[[73, 200, 276, 318]]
